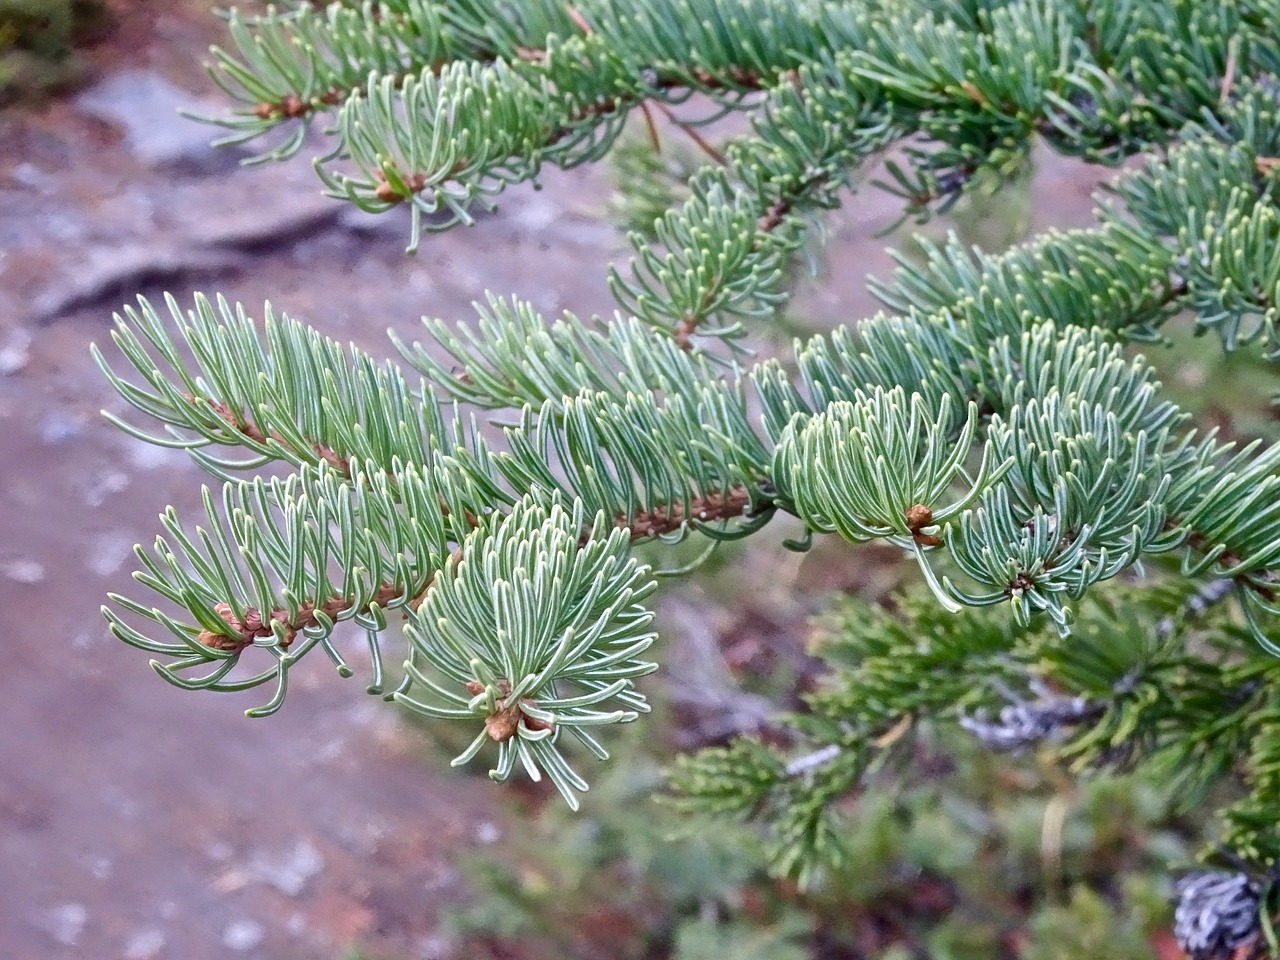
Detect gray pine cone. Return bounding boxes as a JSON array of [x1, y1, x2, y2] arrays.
[[1173, 871, 1261, 960]]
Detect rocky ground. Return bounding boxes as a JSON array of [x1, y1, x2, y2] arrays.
[[0, 5, 1112, 959]]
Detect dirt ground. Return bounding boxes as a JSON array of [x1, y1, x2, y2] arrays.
[[0, 5, 1112, 959]]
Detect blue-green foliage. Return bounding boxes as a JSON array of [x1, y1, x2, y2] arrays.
[[91, 3, 1280, 946]]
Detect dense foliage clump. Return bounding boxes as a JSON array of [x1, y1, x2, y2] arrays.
[[0, 0, 108, 100], [93, 2, 1280, 954]]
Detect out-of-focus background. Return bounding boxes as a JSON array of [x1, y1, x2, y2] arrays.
[[3, 4, 1265, 960]]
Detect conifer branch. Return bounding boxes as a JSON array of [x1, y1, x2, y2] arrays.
[[92, 6, 1280, 925], [194, 580, 417, 653], [91, 292, 447, 481], [195, 396, 353, 476]]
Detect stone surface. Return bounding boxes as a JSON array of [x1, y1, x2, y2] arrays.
[[221, 919, 264, 952], [0, 328, 30, 374], [31, 244, 245, 321], [189, 198, 341, 250], [75, 70, 233, 171], [249, 838, 325, 897], [42, 904, 87, 947], [123, 927, 166, 960]]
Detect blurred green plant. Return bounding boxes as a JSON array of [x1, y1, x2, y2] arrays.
[[0, 0, 109, 102], [606, 116, 703, 242], [443, 725, 779, 960], [444, 634, 1199, 960]]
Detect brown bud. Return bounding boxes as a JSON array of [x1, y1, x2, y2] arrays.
[[196, 629, 246, 652], [905, 504, 934, 530], [374, 181, 401, 204], [906, 504, 941, 547], [465, 680, 485, 696], [484, 709, 520, 742], [1009, 572, 1036, 594], [280, 94, 307, 118], [520, 700, 555, 733], [673, 317, 696, 350], [254, 102, 276, 120]]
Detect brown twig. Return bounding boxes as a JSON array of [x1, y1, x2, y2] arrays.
[[621, 486, 753, 538], [565, 4, 592, 35], [512, 46, 548, 64], [959, 80, 988, 107], [197, 581, 415, 653], [672, 283, 720, 350], [1220, 33, 1241, 107], [193, 396, 352, 476], [638, 100, 662, 152], [651, 100, 727, 165], [196, 487, 758, 656]]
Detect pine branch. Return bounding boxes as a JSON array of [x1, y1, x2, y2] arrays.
[[392, 296, 684, 410], [101, 100, 1280, 698], [91, 293, 445, 482], [200, 0, 571, 160], [95, 4, 1280, 887], [621, 485, 751, 538], [194, 579, 418, 653], [166, 480, 750, 692], [395, 494, 661, 807], [102, 458, 464, 715], [194, 396, 353, 476]]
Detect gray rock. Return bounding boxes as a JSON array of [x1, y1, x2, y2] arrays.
[[0, 328, 31, 375], [248, 838, 325, 897], [32, 244, 244, 321], [76, 70, 233, 171], [339, 202, 415, 237], [39, 411, 82, 444], [190, 196, 340, 250], [3, 558, 46, 584], [43, 903, 87, 947], [222, 919, 265, 952], [10, 163, 54, 194], [124, 927, 166, 960]]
